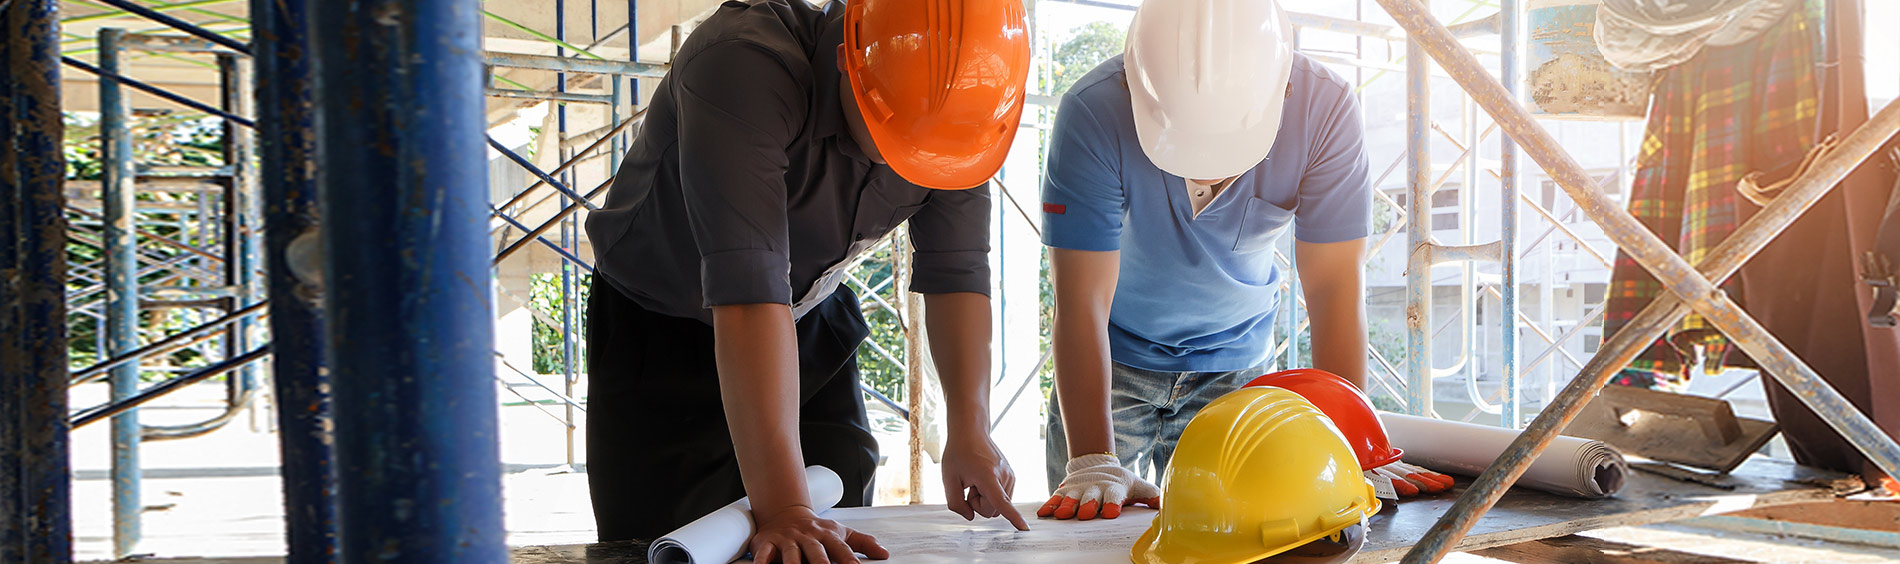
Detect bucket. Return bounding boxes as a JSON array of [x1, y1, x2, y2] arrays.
[[1527, 0, 1652, 120]]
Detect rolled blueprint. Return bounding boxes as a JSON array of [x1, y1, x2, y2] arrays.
[[1378, 412, 1628, 498], [648, 465, 845, 564]]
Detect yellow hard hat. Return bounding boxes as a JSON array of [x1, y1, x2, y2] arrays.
[[1131, 387, 1380, 564]]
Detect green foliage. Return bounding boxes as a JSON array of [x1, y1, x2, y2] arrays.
[[1048, 21, 1127, 97], [853, 243, 908, 401], [64, 111, 227, 180], [529, 272, 591, 375], [63, 111, 235, 382]]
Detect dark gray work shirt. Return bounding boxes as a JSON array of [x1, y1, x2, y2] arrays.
[[585, 0, 993, 324]]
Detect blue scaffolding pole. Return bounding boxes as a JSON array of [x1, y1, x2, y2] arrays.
[[98, 27, 145, 560], [1, 0, 74, 561], [311, 0, 506, 560], [1497, 0, 1524, 429], [1403, 35, 1433, 416], [251, 0, 339, 557]]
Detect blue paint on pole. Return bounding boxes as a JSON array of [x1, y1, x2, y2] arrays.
[[311, 0, 506, 560], [250, 0, 340, 556], [99, 27, 145, 560], [218, 53, 261, 402], [2, 0, 75, 561], [1499, 0, 1523, 429], [1403, 37, 1432, 416]]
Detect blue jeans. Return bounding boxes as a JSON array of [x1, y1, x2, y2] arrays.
[[1045, 363, 1264, 489]]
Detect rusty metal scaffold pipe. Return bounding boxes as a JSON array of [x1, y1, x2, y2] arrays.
[[1375, 0, 1900, 560], [251, 0, 339, 553], [2, 0, 75, 560]]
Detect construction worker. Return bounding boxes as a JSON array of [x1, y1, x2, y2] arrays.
[[583, 0, 1031, 560], [1038, 0, 1379, 520]]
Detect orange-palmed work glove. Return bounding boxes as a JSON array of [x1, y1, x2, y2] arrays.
[[1366, 460, 1455, 499], [1036, 454, 1161, 520]]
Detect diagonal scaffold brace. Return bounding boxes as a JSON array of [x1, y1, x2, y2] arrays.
[[1372, 1, 1900, 562]]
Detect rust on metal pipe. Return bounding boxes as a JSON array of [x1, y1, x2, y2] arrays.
[[1375, 0, 1900, 560]]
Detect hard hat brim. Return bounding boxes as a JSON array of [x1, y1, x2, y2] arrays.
[[1129, 484, 1380, 564]]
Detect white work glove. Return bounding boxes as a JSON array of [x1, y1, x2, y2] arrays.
[[1365, 460, 1455, 499], [1036, 454, 1161, 520]]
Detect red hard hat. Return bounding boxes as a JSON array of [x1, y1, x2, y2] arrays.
[[1244, 368, 1404, 470]]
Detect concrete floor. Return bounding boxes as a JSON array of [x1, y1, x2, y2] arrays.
[[68, 379, 1897, 563]]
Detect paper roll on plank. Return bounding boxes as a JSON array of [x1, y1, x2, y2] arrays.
[[1377, 412, 1628, 498], [648, 465, 846, 564]]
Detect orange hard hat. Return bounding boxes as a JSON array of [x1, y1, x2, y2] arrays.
[[1244, 369, 1405, 470], [841, 0, 1031, 190]]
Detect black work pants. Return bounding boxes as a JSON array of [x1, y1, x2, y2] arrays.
[[584, 279, 880, 542]]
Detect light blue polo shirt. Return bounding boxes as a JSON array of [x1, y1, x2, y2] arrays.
[[1041, 54, 1371, 372]]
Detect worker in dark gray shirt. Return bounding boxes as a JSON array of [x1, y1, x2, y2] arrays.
[[583, 0, 1033, 559]]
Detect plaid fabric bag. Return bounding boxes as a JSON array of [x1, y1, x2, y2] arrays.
[[1603, 5, 1821, 391]]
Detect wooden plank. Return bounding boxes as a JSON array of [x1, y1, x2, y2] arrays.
[[1469, 535, 1759, 564], [1725, 499, 1900, 533], [1354, 457, 1843, 562], [1563, 386, 1780, 473]]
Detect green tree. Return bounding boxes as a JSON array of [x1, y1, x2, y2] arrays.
[[853, 242, 908, 401], [529, 272, 591, 375], [1048, 21, 1127, 97], [64, 111, 233, 381]]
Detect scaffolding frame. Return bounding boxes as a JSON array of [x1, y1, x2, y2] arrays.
[[4, 0, 1900, 563]]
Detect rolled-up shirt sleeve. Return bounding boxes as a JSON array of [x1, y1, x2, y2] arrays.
[[674, 41, 808, 308], [908, 182, 993, 295], [1040, 93, 1126, 252], [1292, 90, 1372, 244]]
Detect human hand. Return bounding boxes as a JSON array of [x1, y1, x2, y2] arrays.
[[1036, 453, 1161, 520], [940, 434, 1030, 531], [748, 505, 890, 564]]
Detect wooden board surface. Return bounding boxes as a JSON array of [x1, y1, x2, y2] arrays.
[[1468, 535, 1759, 563], [1563, 386, 1780, 473], [135, 459, 1848, 564]]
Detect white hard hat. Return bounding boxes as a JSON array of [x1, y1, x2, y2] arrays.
[[1125, 0, 1296, 180]]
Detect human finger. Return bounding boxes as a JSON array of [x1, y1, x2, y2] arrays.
[[797, 537, 827, 564], [974, 479, 1029, 531], [944, 480, 975, 521], [818, 534, 859, 564], [754, 541, 779, 564], [845, 528, 890, 560]]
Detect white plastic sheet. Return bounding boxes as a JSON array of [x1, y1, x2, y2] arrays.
[[1378, 412, 1628, 498], [648, 466, 846, 564]]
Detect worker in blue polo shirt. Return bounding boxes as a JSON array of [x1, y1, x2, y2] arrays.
[[1036, 0, 1387, 520]]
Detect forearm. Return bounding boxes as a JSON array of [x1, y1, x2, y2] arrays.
[[1296, 239, 1368, 389], [1048, 249, 1119, 457], [710, 303, 810, 520], [1306, 293, 1367, 390], [923, 292, 993, 437], [1051, 302, 1115, 456]]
